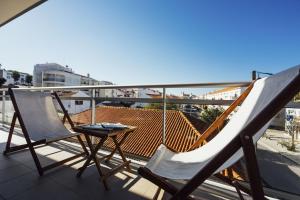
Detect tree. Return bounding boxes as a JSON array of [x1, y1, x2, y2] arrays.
[[199, 106, 225, 125], [0, 77, 6, 87], [145, 103, 161, 109], [145, 103, 179, 110], [11, 71, 20, 84], [285, 115, 299, 151], [25, 75, 32, 85], [166, 103, 179, 110]]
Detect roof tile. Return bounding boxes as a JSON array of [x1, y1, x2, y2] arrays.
[[72, 106, 201, 158]]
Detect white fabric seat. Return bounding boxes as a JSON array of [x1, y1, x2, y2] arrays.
[[145, 66, 300, 180], [13, 90, 76, 142]]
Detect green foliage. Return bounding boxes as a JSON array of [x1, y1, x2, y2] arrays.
[[284, 117, 299, 152], [11, 71, 20, 83], [199, 107, 225, 125], [145, 103, 161, 109], [145, 103, 179, 110], [0, 77, 6, 87], [25, 75, 33, 85], [167, 103, 179, 110], [279, 140, 296, 152]]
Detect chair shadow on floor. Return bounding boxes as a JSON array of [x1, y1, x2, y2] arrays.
[[0, 130, 153, 200]]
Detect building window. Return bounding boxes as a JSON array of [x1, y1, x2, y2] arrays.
[[75, 100, 83, 105], [43, 73, 65, 82]]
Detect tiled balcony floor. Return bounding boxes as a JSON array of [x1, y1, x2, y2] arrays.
[[0, 126, 252, 200]]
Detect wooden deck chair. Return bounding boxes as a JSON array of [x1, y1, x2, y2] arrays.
[[189, 81, 255, 151], [3, 89, 89, 176], [138, 65, 300, 200], [189, 81, 255, 192]]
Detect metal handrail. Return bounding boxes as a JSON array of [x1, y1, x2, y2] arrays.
[[0, 81, 251, 91]]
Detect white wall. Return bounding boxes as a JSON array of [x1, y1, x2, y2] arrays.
[[270, 108, 286, 129], [131, 88, 161, 108], [60, 91, 90, 114], [206, 87, 246, 100]]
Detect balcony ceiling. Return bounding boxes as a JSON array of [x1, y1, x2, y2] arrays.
[[0, 0, 46, 28]]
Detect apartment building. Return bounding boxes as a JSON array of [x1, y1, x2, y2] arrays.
[[33, 63, 100, 87], [33, 63, 103, 114], [204, 87, 246, 100], [0, 67, 31, 85]]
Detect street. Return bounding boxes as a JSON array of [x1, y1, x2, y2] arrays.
[[257, 143, 300, 195]]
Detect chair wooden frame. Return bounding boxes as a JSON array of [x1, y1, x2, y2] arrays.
[[190, 82, 254, 199], [189, 82, 255, 150], [142, 82, 254, 198], [138, 71, 300, 200], [142, 83, 254, 199], [3, 88, 89, 176]]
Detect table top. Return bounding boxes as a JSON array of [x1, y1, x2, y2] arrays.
[[73, 125, 137, 137]]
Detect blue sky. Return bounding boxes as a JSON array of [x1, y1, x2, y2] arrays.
[[0, 0, 300, 88]]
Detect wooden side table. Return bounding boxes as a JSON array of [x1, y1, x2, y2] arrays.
[[73, 125, 136, 190]]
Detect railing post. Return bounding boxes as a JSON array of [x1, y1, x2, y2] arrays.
[[91, 89, 96, 125], [91, 89, 96, 144], [2, 91, 5, 125], [162, 88, 166, 144], [252, 70, 256, 81]]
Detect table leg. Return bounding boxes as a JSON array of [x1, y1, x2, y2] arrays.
[[111, 135, 131, 171], [77, 135, 110, 190], [105, 131, 131, 163], [90, 141, 110, 190], [77, 135, 106, 178]]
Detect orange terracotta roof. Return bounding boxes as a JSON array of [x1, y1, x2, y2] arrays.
[[72, 106, 201, 158], [208, 87, 239, 95]]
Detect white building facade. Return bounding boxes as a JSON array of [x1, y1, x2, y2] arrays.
[[7, 70, 31, 85], [0, 67, 31, 85], [204, 87, 246, 100], [56, 91, 91, 114], [33, 63, 100, 87], [131, 88, 161, 108]]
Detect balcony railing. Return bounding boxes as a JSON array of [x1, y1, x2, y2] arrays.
[[0, 81, 251, 143], [0, 80, 299, 199]]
